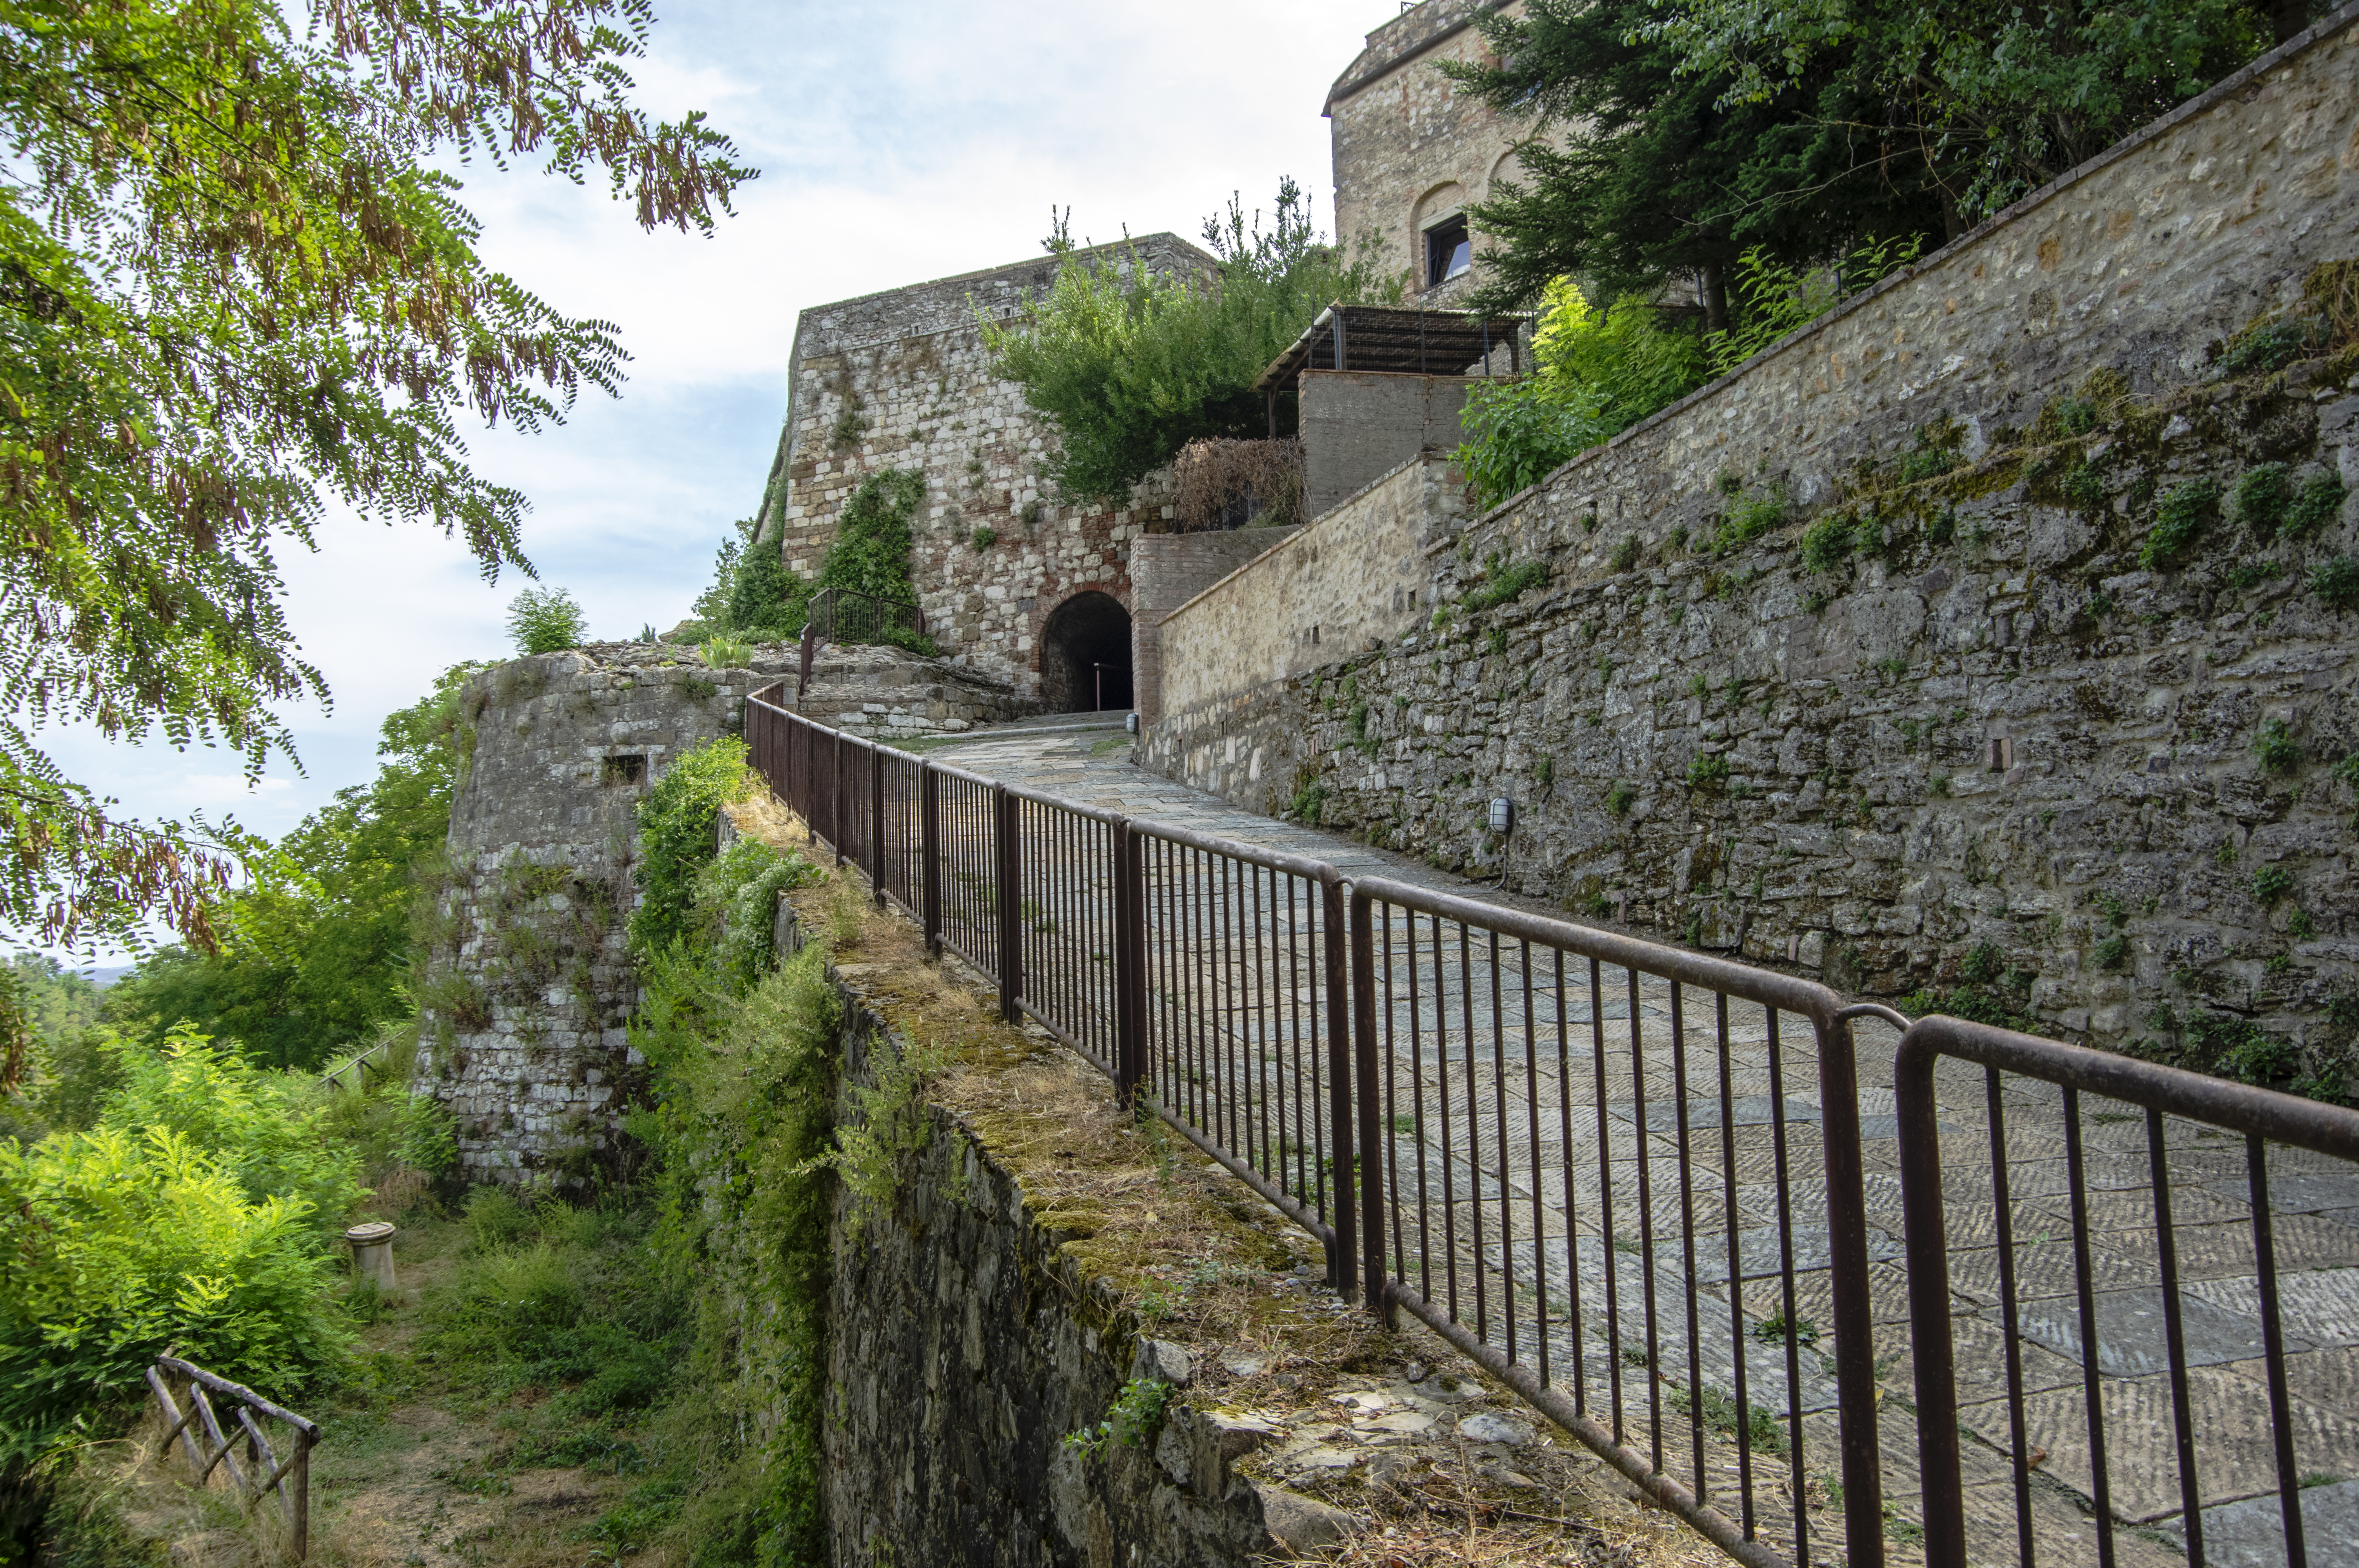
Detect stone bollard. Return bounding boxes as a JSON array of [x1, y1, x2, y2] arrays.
[[345, 1222, 398, 1293]]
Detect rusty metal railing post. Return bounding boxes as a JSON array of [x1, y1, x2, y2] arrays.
[[1112, 817, 1145, 1103], [994, 783, 1021, 1022], [1895, 1031, 1967, 1568], [1321, 868, 1358, 1303], [829, 728, 845, 866], [920, 763, 941, 955], [1350, 884, 1390, 1325], [1815, 1009, 1885, 1568], [868, 741, 885, 907]]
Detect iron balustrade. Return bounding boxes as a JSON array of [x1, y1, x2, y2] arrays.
[[1347, 877, 1889, 1568], [746, 685, 1361, 1287], [1896, 1016, 2359, 1568], [739, 691, 2359, 1568], [794, 587, 928, 701]]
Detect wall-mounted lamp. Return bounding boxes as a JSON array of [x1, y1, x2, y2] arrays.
[[1125, 712, 1140, 735], [1488, 797, 1516, 835]]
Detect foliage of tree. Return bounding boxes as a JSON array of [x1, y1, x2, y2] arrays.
[[0, 0, 749, 1046], [1446, 0, 1940, 324], [1451, 0, 2286, 320], [725, 535, 813, 639], [1456, 281, 1712, 508], [0, 1028, 362, 1467], [1640, 0, 2284, 227], [4, 958, 103, 1049], [1705, 236, 1924, 373], [984, 180, 1401, 503], [101, 666, 483, 1071], [508, 588, 591, 655]]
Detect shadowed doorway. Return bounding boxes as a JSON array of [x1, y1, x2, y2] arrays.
[[1039, 592, 1133, 713]]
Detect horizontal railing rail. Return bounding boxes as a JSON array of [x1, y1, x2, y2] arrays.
[[1897, 1016, 2359, 1568], [1348, 875, 1884, 1568]]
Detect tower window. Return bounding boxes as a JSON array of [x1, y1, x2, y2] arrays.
[[1425, 215, 1471, 288]]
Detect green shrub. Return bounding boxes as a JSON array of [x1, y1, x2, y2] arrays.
[[694, 837, 821, 987], [2286, 471, 2347, 537], [1605, 782, 1636, 818], [507, 587, 589, 655], [2139, 479, 2219, 570], [2253, 865, 2294, 906], [1687, 753, 1730, 791], [2062, 461, 2106, 511], [1460, 559, 1550, 613], [1800, 512, 1854, 574], [2234, 463, 2294, 533], [1705, 236, 1919, 374], [970, 525, 998, 551], [1456, 375, 1609, 511], [2217, 317, 2314, 377], [0, 1029, 361, 1462], [1901, 985, 2030, 1031], [629, 737, 754, 955], [700, 634, 751, 670], [2311, 554, 2359, 609], [630, 941, 841, 1561], [818, 468, 927, 605], [1609, 535, 1641, 572], [2254, 718, 2303, 775], [1713, 488, 1787, 554]]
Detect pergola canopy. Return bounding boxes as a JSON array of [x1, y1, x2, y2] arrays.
[[1252, 304, 1530, 393]]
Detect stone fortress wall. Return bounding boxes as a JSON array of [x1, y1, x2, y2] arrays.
[[1325, 0, 1528, 303], [411, 644, 778, 1183], [1145, 8, 2359, 1060], [749, 236, 1213, 703]]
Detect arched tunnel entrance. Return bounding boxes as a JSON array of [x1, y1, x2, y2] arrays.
[[1040, 591, 1133, 713]]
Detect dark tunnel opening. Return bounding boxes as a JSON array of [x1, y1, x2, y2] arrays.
[[1039, 591, 1133, 713]]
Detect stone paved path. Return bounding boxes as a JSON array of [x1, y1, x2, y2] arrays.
[[906, 719, 2359, 1568]]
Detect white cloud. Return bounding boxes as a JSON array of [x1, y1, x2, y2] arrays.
[[36, 0, 1399, 956]]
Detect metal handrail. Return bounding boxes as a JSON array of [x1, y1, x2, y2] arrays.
[[743, 690, 2349, 1568], [794, 586, 927, 702], [1896, 1015, 2359, 1568]]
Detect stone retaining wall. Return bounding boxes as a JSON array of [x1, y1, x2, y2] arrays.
[[1159, 458, 1462, 720], [1144, 10, 2359, 1069]]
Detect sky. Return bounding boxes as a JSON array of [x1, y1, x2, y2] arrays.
[[39, 0, 1400, 957]]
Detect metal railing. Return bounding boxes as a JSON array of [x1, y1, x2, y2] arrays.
[[741, 693, 2359, 1568], [747, 688, 1361, 1282], [794, 586, 927, 701], [1897, 1016, 2359, 1568], [146, 1355, 320, 1557], [1347, 877, 1890, 1568]]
